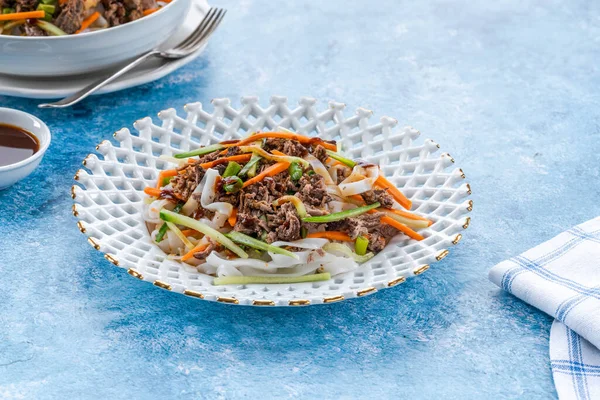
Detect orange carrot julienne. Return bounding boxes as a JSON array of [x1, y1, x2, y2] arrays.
[[181, 243, 209, 261], [155, 169, 178, 189], [228, 208, 237, 226], [349, 194, 365, 203], [306, 231, 353, 242], [75, 11, 100, 34], [143, 7, 159, 15], [375, 175, 412, 210], [385, 208, 430, 222], [0, 10, 44, 21], [180, 229, 200, 237], [199, 154, 252, 169], [242, 161, 290, 188], [144, 187, 162, 197], [223, 132, 337, 151], [380, 216, 424, 241]]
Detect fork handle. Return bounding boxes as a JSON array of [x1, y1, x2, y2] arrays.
[[38, 50, 159, 109]]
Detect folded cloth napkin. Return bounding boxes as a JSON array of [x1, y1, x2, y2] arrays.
[[489, 217, 600, 400]]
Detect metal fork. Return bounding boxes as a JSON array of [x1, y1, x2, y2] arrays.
[[39, 7, 226, 109]]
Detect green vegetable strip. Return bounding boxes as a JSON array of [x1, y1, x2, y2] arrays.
[[160, 209, 248, 258], [238, 154, 261, 177], [355, 236, 369, 256], [2, 7, 15, 13], [223, 176, 243, 193], [223, 161, 242, 177], [288, 162, 303, 181], [225, 231, 299, 259], [40, 0, 56, 4], [323, 243, 375, 263], [36, 20, 67, 36], [37, 3, 55, 16], [239, 146, 310, 167], [325, 149, 356, 168], [173, 144, 224, 159], [2, 19, 24, 32], [214, 273, 331, 286], [302, 202, 381, 223], [155, 203, 183, 243]]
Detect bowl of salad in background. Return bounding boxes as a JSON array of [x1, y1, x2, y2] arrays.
[[0, 0, 191, 76]]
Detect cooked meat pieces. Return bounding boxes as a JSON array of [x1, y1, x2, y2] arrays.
[[296, 173, 330, 207], [328, 212, 384, 240], [361, 189, 395, 208], [54, 0, 85, 34], [140, 0, 155, 8], [234, 181, 273, 235], [271, 202, 301, 242], [312, 144, 328, 164], [170, 164, 206, 201], [23, 23, 46, 36], [123, 0, 143, 20], [264, 138, 308, 158], [368, 224, 399, 252], [102, 0, 126, 26], [14, 0, 36, 12]]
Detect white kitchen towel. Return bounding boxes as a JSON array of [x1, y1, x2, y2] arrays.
[[550, 320, 600, 400], [489, 217, 600, 399]]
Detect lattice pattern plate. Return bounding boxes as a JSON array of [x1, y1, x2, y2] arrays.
[[72, 96, 472, 306]]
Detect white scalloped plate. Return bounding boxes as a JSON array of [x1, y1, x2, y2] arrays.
[[72, 96, 472, 306]]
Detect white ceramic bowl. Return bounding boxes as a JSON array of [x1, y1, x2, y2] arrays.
[[0, 0, 191, 77], [72, 96, 473, 307], [0, 108, 51, 190]]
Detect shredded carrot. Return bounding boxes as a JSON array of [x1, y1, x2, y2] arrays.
[[181, 243, 209, 262], [218, 149, 229, 155], [385, 208, 430, 222], [223, 132, 337, 151], [242, 161, 290, 188], [270, 150, 286, 156], [328, 159, 346, 167], [59, 0, 67, 4], [0, 10, 44, 21], [180, 229, 200, 237], [144, 187, 162, 197], [155, 169, 178, 189], [349, 194, 365, 203], [228, 208, 237, 226], [143, 7, 159, 16], [375, 175, 412, 210], [162, 0, 172, 3], [199, 154, 252, 169], [75, 11, 100, 34], [380, 216, 424, 241], [306, 231, 353, 242]]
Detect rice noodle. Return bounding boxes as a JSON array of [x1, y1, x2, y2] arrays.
[[338, 164, 379, 196], [201, 169, 233, 217], [306, 155, 335, 185]]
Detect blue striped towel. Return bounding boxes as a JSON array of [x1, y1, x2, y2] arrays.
[[489, 217, 600, 400]]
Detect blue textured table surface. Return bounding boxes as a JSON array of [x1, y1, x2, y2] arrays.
[[2, 0, 599, 398]]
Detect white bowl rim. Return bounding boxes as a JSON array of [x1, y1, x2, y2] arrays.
[[0, 107, 51, 172], [0, 0, 180, 41]]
